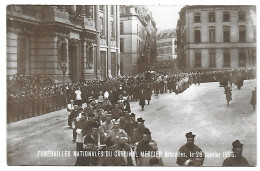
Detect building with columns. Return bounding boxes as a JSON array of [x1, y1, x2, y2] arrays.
[[119, 5, 157, 75], [175, 5, 256, 72], [6, 5, 120, 82], [157, 28, 177, 61]]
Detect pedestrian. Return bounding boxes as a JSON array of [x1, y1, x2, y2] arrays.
[[145, 83, 152, 105], [223, 140, 249, 166], [139, 89, 146, 111], [224, 84, 232, 105], [176, 132, 204, 166], [250, 87, 256, 111]]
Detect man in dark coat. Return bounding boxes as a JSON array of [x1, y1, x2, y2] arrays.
[[176, 132, 204, 166], [132, 117, 147, 144], [139, 89, 146, 111], [223, 140, 249, 166], [145, 84, 152, 105]]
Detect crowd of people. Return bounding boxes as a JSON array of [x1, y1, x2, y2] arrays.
[[6, 67, 256, 166], [7, 68, 256, 123], [67, 90, 163, 166]]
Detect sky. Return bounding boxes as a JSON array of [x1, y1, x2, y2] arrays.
[[146, 5, 184, 31]]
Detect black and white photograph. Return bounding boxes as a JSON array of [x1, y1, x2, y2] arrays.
[[4, 0, 258, 167]]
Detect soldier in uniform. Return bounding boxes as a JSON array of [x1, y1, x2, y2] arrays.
[[223, 140, 249, 166], [176, 132, 204, 166]]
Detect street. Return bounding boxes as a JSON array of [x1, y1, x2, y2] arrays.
[[7, 79, 256, 166]]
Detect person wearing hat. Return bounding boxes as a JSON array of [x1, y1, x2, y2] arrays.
[[223, 140, 249, 166], [107, 119, 127, 143], [176, 132, 203, 166], [100, 112, 113, 136], [132, 117, 147, 144], [80, 135, 98, 166], [126, 113, 138, 145]]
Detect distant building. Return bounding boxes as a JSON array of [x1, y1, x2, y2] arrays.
[[120, 5, 157, 75], [175, 5, 256, 72], [6, 5, 120, 82], [157, 28, 177, 61]]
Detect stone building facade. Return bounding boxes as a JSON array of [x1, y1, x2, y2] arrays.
[[157, 28, 177, 61], [119, 5, 157, 75], [6, 5, 120, 82], [175, 5, 256, 72]]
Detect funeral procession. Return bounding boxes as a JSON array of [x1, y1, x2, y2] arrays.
[[6, 5, 257, 167]]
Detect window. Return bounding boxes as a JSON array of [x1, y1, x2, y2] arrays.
[[239, 51, 246, 67], [223, 26, 230, 42], [223, 52, 230, 67], [209, 27, 215, 42], [120, 22, 123, 35], [239, 26, 246, 42], [194, 30, 201, 43], [209, 12, 215, 22], [120, 38, 124, 52], [209, 51, 216, 67], [194, 13, 201, 23], [99, 5, 104, 12], [223, 11, 230, 22], [195, 52, 201, 67], [239, 11, 246, 21], [86, 5, 94, 19]]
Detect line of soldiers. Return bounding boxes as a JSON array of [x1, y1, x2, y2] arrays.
[[67, 92, 163, 166], [7, 75, 67, 123], [176, 132, 249, 166]]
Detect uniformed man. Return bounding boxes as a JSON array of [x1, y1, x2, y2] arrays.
[[176, 132, 204, 166], [223, 140, 249, 166]]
